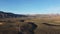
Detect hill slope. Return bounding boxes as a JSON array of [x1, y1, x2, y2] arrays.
[[0, 11, 27, 18]]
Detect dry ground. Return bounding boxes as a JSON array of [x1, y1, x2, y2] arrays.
[[0, 17, 60, 34]]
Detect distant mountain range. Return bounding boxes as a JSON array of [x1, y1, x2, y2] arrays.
[[0, 11, 27, 18], [0, 11, 60, 18]]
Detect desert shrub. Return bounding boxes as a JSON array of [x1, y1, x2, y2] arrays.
[[18, 22, 37, 34]]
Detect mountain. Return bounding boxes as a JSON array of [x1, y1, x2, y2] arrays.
[[0, 11, 27, 18]]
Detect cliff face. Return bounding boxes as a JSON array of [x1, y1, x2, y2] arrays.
[[0, 11, 27, 18]]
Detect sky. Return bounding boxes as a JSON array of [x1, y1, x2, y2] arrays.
[[0, 0, 60, 14]]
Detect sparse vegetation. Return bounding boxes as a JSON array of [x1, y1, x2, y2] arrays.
[[0, 11, 60, 34]]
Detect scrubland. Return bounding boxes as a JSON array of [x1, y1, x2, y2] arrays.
[[0, 16, 60, 34]]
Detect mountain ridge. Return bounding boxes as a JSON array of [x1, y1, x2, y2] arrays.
[[0, 11, 27, 18]]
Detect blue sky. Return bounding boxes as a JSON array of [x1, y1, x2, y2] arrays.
[[0, 0, 60, 14]]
